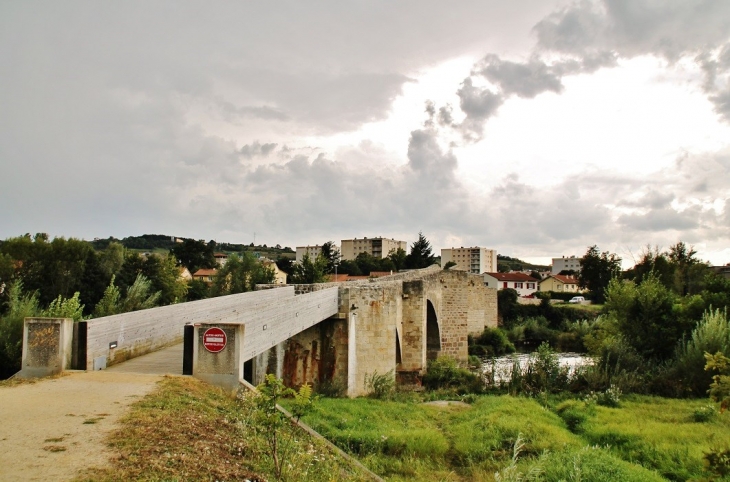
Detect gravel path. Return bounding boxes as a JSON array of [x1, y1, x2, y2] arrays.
[[0, 370, 162, 481], [0, 342, 184, 482]]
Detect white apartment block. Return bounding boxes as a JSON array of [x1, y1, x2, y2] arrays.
[[552, 256, 582, 275], [441, 247, 498, 274], [295, 245, 323, 263], [340, 237, 407, 261]]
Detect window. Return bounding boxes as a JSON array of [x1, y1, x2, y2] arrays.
[[515, 282, 523, 289]]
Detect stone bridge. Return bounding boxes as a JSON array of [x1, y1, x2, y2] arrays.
[[20, 266, 496, 397]]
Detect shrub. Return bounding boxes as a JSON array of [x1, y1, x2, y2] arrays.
[[674, 308, 730, 397], [506, 343, 572, 396], [692, 404, 717, 423], [595, 384, 622, 407], [469, 327, 515, 357], [422, 356, 483, 394], [365, 370, 395, 400]]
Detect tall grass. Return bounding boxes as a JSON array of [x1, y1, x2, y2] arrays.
[[297, 393, 730, 481], [674, 308, 730, 396]]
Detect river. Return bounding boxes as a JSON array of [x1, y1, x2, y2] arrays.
[[481, 352, 594, 384]]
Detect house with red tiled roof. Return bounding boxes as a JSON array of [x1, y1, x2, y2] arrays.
[[483, 272, 539, 297], [192, 268, 217, 284], [539, 274, 581, 293]]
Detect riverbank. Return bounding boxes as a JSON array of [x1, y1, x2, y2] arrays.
[[291, 393, 730, 481]]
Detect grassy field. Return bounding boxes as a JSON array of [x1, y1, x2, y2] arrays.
[[287, 394, 730, 481], [77, 376, 373, 482], [75, 375, 730, 481]]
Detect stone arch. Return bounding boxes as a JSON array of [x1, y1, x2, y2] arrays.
[[426, 299, 440, 360]]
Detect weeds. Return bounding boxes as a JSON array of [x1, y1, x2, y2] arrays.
[[365, 370, 395, 400]]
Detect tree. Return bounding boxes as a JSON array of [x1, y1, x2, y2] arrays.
[[443, 261, 457, 270], [209, 253, 275, 296], [170, 239, 216, 274], [668, 241, 708, 296], [275, 257, 293, 275], [405, 232, 436, 269], [605, 275, 685, 361], [94, 276, 122, 317], [99, 241, 125, 278], [388, 247, 407, 272], [119, 274, 161, 312], [355, 252, 381, 276], [320, 241, 340, 274], [0, 282, 40, 378], [290, 254, 328, 284], [578, 245, 621, 304]]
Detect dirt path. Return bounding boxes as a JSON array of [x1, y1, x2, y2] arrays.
[[0, 370, 163, 481]]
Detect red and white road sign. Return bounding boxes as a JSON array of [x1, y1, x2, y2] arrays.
[[202, 327, 227, 353]]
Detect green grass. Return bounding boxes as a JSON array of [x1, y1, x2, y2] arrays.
[[292, 393, 730, 481], [76, 376, 372, 482]]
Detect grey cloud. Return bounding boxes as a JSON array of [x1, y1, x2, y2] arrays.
[[438, 106, 454, 127], [406, 129, 458, 183], [617, 190, 675, 209], [618, 207, 701, 232], [239, 141, 279, 160], [533, 0, 730, 121], [454, 78, 504, 141], [444, 50, 616, 143], [218, 100, 290, 122], [474, 54, 564, 98]]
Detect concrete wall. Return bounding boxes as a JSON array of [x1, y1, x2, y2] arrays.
[[19, 318, 73, 378], [85, 286, 338, 370]]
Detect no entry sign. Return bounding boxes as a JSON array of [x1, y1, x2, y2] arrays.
[[203, 327, 227, 353]]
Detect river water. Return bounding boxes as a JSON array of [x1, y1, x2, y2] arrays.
[[481, 352, 594, 384]]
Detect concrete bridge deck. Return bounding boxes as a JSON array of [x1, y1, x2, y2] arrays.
[[105, 343, 183, 375]]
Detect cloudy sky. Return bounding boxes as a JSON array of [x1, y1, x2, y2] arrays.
[[2, 1, 729, 267]]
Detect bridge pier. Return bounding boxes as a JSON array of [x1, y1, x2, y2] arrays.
[[192, 323, 245, 392]]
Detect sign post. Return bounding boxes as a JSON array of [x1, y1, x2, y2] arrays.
[[202, 327, 227, 353]]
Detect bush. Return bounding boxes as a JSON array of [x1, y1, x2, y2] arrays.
[[692, 404, 717, 423], [674, 308, 730, 397], [469, 327, 515, 357], [506, 343, 572, 396], [422, 356, 483, 394]]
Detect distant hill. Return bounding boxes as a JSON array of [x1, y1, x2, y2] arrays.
[[89, 234, 295, 259], [497, 254, 549, 273]]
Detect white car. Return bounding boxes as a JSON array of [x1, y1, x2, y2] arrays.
[[568, 296, 586, 304]]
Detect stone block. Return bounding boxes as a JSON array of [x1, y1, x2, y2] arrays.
[[19, 318, 73, 378]]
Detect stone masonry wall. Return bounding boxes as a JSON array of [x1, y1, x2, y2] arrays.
[[342, 283, 402, 397]]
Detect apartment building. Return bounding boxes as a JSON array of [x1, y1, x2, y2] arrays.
[[340, 237, 407, 261], [295, 245, 323, 263], [441, 247, 497, 274], [551, 256, 582, 274]]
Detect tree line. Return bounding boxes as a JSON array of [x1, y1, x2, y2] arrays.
[[0, 234, 282, 378]]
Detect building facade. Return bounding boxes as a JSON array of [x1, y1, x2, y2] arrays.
[[295, 245, 323, 263], [539, 274, 580, 293], [441, 247, 498, 274], [551, 256, 582, 274], [340, 237, 407, 261], [483, 272, 539, 297]]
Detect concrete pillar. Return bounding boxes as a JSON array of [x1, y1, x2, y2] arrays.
[[19, 317, 74, 378], [192, 323, 244, 392]]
